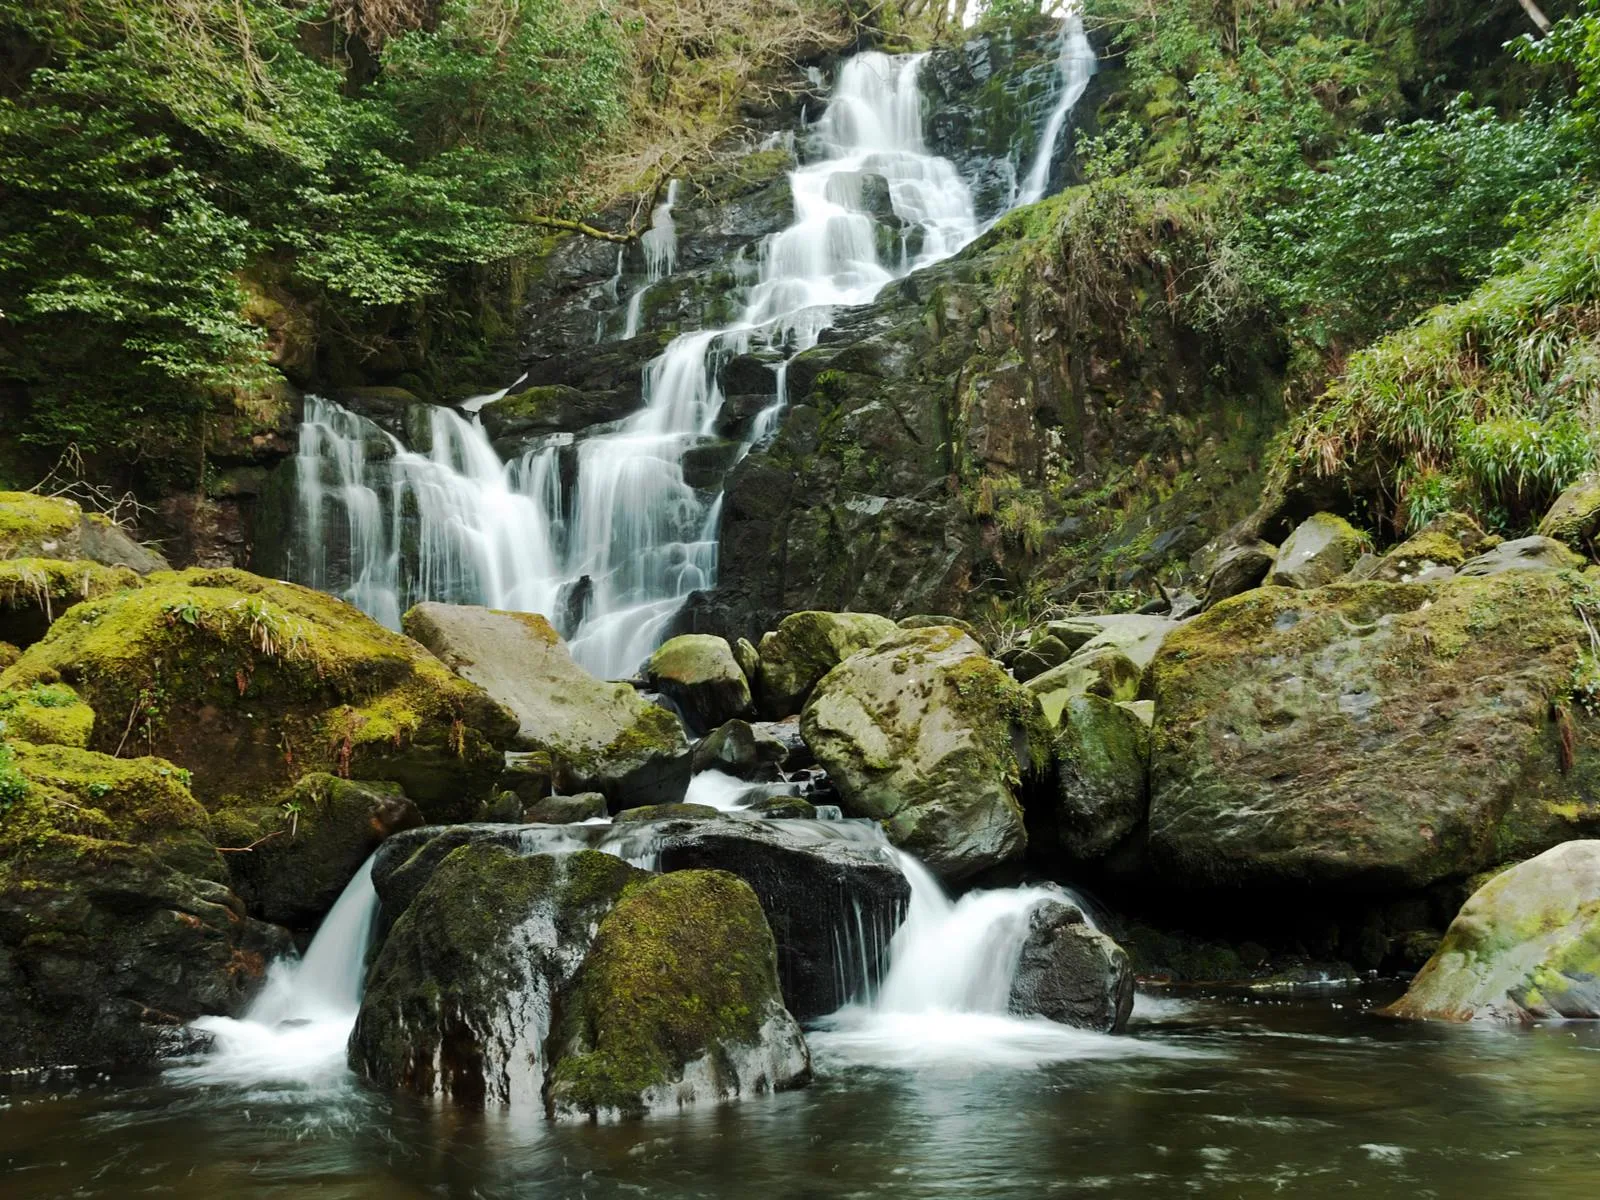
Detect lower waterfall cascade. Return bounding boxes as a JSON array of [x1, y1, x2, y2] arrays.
[[280, 15, 1096, 679]]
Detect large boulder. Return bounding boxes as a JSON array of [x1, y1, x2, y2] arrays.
[[800, 626, 1050, 882], [403, 603, 689, 809], [645, 634, 753, 734], [545, 870, 811, 1121], [1148, 573, 1600, 893], [0, 558, 143, 650], [0, 569, 517, 819], [210, 774, 422, 928], [0, 740, 288, 1070], [351, 844, 643, 1107], [0, 491, 167, 573], [1456, 535, 1584, 577], [1386, 840, 1600, 1022], [1538, 475, 1600, 553], [1267, 512, 1366, 589], [1008, 899, 1135, 1033], [756, 611, 897, 718], [1047, 695, 1149, 863], [1368, 511, 1494, 582]]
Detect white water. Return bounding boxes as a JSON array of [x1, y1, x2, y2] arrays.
[[1015, 12, 1097, 206], [284, 29, 1093, 678], [173, 857, 379, 1088]]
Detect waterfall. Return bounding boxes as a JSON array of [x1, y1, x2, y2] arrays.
[[283, 30, 1093, 679], [1016, 12, 1097, 207], [173, 857, 380, 1087]]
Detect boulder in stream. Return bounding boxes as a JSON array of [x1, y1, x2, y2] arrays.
[[756, 610, 897, 718], [402, 602, 690, 809], [645, 633, 753, 733], [1008, 899, 1135, 1033], [545, 870, 811, 1121]]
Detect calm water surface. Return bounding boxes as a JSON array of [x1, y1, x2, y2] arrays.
[[5, 989, 1600, 1199]]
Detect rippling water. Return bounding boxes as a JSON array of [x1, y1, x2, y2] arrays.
[[7, 988, 1600, 1198]]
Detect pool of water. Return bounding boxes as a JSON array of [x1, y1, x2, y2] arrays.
[[5, 988, 1599, 1199]]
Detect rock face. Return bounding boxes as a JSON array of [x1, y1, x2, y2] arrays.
[[0, 741, 288, 1070], [1385, 841, 1600, 1022], [1267, 512, 1366, 589], [801, 626, 1050, 882], [545, 870, 811, 1121], [210, 774, 422, 928], [351, 844, 643, 1107], [645, 634, 752, 734], [0, 569, 516, 818], [402, 603, 689, 809], [1148, 573, 1600, 893], [1008, 900, 1135, 1033], [756, 610, 897, 718], [1046, 694, 1149, 863]]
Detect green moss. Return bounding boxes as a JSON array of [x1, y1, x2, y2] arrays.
[[547, 869, 783, 1119], [693, 148, 794, 204], [0, 683, 95, 747], [0, 492, 81, 556]]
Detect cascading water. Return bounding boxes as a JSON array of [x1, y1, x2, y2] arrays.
[[174, 856, 380, 1087], [283, 23, 1091, 677], [1015, 13, 1097, 206]]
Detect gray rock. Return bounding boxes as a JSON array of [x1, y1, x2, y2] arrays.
[[691, 718, 788, 781], [646, 634, 753, 734], [1456, 535, 1584, 577], [1202, 539, 1275, 607], [1268, 512, 1366, 589], [1008, 900, 1134, 1033], [1051, 695, 1150, 862], [526, 792, 609, 823]]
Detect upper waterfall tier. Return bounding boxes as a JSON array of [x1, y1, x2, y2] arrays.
[[277, 19, 1094, 678]]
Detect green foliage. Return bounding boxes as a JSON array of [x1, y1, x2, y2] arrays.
[[0, 740, 26, 812]]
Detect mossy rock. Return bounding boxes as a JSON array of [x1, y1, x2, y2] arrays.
[[1148, 572, 1600, 893], [645, 634, 753, 734], [0, 681, 95, 747], [1539, 475, 1600, 555], [689, 718, 788, 781], [525, 792, 609, 823], [1268, 512, 1367, 589], [800, 626, 1050, 882], [0, 641, 17, 670], [545, 869, 810, 1121], [757, 611, 898, 719], [0, 492, 166, 573], [403, 603, 690, 809], [1372, 512, 1495, 584], [352, 844, 645, 1108], [210, 773, 422, 928], [613, 802, 724, 823], [0, 740, 287, 1070], [0, 557, 143, 650], [1026, 645, 1142, 725], [0, 569, 517, 817], [1385, 840, 1600, 1022], [1049, 694, 1150, 862]]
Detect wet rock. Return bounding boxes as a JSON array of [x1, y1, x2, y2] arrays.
[[0, 742, 289, 1070], [614, 802, 724, 823], [1147, 573, 1600, 893], [1456, 535, 1584, 577], [480, 384, 639, 441], [748, 794, 817, 819], [1385, 840, 1600, 1022], [1008, 900, 1135, 1033], [1026, 646, 1142, 726], [525, 793, 609, 824], [646, 634, 753, 734], [1268, 512, 1367, 589], [690, 718, 788, 781], [1201, 539, 1275, 607], [800, 626, 1049, 882], [211, 774, 422, 928], [1049, 694, 1149, 862], [1538, 476, 1600, 554], [545, 870, 810, 1120], [403, 603, 690, 810], [0, 569, 516, 817], [498, 751, 555, 805], [757, 610, 898, 718], [352, 845, 643, 1108]]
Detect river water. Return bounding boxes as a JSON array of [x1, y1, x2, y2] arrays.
[[6, 990, 1600, 1198]]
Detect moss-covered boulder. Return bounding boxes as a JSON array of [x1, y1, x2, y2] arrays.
[[1268, 512, 1366, 589], [1538, 475, 1600, 554], [1048, 613, 1179, 671], [1148, 572, 1600, 893], [645, 634, 753, 734], [1457, 536, 1584, 577], [0, 681, 95, 747], [352, 844, 643, 1108], [800, 626, 1049, 882], [0, 740, 288, 1069], [0, 641, 18, 670], [0, 491, 167, 573], [756, 611, 897, 719], [210, 774, 422, 928], [1369, 512, 1494, 582], [0, 558, 143, 649], [1008, 899, 1135, 1033], [1046, 695, 1149, 863], [1385, 840, 1600, 1022], [545, 870, 810, 1121], [525, 792, 609, 823], [403, 603, 690, 809], [0, 569, 516, 818], [1026, 646, 1142, 726]]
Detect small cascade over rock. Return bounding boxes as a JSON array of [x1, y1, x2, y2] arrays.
[[278, 24, 1093, 678]]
